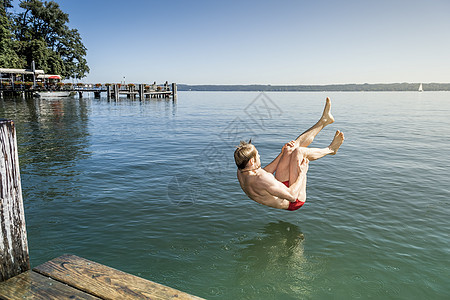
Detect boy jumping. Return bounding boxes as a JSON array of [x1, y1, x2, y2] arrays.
[[234, 98, 344, 211]]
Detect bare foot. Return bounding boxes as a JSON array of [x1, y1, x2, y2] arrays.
[[328, 130, 344, 155], [321, 97, 335, 126]]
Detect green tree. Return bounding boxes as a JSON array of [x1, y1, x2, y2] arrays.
[[57, 28, 89, 79], [1, 1, 13, 10], [13, 0, 89, 78], [0, 0, 24, 68], [16, 38, 64, 73]]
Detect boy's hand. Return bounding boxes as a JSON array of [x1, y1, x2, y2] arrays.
[[282, 140, 295, 153]]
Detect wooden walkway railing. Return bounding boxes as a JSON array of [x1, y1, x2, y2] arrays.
[[0, 119, 201, 299]]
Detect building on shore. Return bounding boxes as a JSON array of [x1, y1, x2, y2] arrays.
[[0, 68, 63, 89]]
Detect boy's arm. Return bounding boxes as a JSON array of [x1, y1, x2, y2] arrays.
[[261, 161, 308, 202], [263, 152, 283, 174], [259, 175, 297, 202], [263, 141, 295, 174]]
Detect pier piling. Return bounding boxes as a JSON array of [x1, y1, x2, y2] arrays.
[[0, 119, 30, 282], [114, 84, 119, 101], [106, 85, 111, 99], [172, 82, 177, 100], [139, 84, 144, 100]]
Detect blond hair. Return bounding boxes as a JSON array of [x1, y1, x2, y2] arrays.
[[234, 140, 257, 169]]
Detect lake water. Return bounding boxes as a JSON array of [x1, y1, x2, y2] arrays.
[[1, 91, 449, 299]]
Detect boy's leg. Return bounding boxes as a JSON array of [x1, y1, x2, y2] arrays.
[[288, 148, 308, 201], [274, 146, 309, 197], [275, 130, 344, 181], [302, 130, 345, 161], [294, 97, 334, 147], [274, 149, 293, 182]]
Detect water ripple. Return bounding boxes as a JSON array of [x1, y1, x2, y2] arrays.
[[1, 92, 449, 299]]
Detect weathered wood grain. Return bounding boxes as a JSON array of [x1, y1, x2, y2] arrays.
[[0, 119, 30, 282], [0, 270, 100, 299], [33, 255, 204, 300]]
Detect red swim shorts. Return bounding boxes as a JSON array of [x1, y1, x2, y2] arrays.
[[282, 181, 305, 211]]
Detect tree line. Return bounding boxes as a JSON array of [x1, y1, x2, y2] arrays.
[[0, 0, 88, 79], [178, 83, 450, 92]]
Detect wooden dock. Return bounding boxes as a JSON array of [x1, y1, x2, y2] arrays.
[[0, 82, 177, 100], [87, 82, 177, 100], [0, 254, 203, 299], [0, 119, 201, 299]]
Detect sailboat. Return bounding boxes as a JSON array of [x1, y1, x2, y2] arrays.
[[418, 83, 423, 92]]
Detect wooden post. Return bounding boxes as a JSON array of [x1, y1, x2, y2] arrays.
[[0, 119, 30, 282], [114, 84, 119, 101], [127, 86, 131, 99], [106, 85, 111, 99], [172, 83, 177, 100], [139, 84, 144, 100]]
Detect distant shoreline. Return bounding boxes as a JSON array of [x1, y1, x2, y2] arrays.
[[178, 83, 450, 92]]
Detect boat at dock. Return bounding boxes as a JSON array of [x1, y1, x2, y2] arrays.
[[34, 91, 76, 98]]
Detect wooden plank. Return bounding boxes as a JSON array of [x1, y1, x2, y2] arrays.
[[0, 270, 100, 299], [33, 255, 204, 300]]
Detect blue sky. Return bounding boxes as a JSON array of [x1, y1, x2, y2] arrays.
[[13, 0, 450, 84]]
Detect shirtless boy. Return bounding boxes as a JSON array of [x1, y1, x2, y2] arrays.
[[234, 98, 344, 211]]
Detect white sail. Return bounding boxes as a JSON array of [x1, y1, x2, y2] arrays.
[[418, 83, 423, 92]]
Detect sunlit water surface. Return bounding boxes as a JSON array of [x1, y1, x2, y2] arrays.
[[1, 91, 449, 299]]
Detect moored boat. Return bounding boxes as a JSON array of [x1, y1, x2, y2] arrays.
[[34, 91, 76, 98]]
